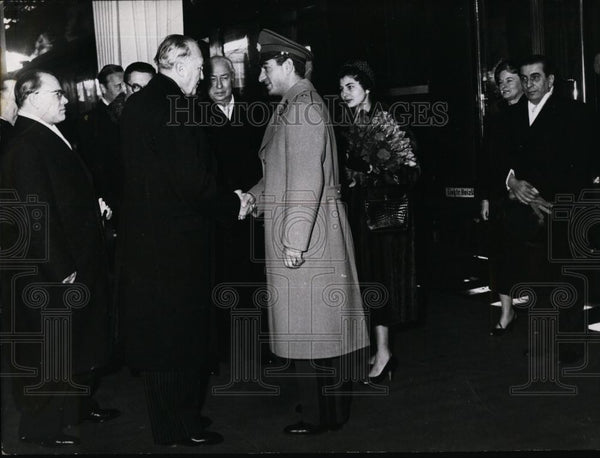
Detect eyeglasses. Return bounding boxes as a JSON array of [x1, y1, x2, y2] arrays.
[[125, 82, 144, 93], [34, 89, 66, 100]]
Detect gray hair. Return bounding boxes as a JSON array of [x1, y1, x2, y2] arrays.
[[154, 34, 197, 70], [209, 55, 235, 75]]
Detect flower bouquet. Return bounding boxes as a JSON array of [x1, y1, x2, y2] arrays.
[[344, 110, 418, 188]]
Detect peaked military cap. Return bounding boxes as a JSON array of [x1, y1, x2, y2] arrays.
[[257, 29, 313, 63]]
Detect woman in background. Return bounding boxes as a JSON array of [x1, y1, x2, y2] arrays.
[[479, 59, 524, 335], [338, 60, 420, 381]]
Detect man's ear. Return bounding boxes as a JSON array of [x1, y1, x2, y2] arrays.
[[283, 57, 294, 75], [548, 74, 555, 88], [99, 83, 107, 96], [175, 60, 186, 77]]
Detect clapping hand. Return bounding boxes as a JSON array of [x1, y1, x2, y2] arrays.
[[234, 190, 256, 220], [283, 246, 304, 269]]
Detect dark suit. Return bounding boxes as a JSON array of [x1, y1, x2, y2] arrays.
[[118, 73, 239, 444], [0, 117, 13, 145], [504, 93, 596, 360], [0, 116, 110, 440], [205, 99, 265, 363], [78, 102, 122, 221]]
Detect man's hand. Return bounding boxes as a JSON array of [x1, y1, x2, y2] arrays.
[[283, 246, 304, 269], [529, 195, 553, 223], [235, 190, 256, 220], [480, 199, 489, 221], [98, 197, 112, 220], [507, 176, 539, 204]]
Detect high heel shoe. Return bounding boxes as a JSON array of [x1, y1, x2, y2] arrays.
[[363, 356, 397, 384], [490, 311, 517, 336]]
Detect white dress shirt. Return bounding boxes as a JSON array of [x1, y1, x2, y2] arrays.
[[217, 95, 235, 121], [506, 88, 554, 188], [18, 110, 72, 150], [527, 87, 553, 126]]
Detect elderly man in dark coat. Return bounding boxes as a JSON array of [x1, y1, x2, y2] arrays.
[[1, 70, 118, 447], [243, 30, 369, 434], [117, 34, 245, 447]]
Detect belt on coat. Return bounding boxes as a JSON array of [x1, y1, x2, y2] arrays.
[[324, 185, 342, 200]]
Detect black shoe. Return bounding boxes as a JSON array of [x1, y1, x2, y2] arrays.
[[81, 408, 121, 423], [490, 312, 517, 336], [20, 433, 80, 447], [166, 431, 224, 446], [283, 421, 327, 435], [362, 356, 397, 384]]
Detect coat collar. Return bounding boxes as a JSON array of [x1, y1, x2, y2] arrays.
[[153, 73, 185, 97], [280, 78, 314, 107], [259, 79, 314, 152]]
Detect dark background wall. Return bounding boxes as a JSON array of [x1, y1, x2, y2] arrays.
[[5, 0, 600, 287]]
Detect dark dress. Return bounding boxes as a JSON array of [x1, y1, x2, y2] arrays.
[[480, 96, 526, 296], [341, 107, 420, 326]]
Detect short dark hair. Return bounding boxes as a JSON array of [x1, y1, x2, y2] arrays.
[[337, 60, 375, 91], [493, 59, 520, 84], [124, 61, 156, 83], [98, 64, 124, 86], [14, 69, 45, 108], [519, 54, 556, 77], [262, 52, 306, 78]]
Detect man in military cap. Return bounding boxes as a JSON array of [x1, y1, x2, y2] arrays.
[[241, 29, 369, 434]]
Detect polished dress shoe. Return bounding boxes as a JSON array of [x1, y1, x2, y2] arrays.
[[81, 407, 121, 423], [166, 431, 224, 446], [20, 433, 80, 447], [283, 421, 327, 435]]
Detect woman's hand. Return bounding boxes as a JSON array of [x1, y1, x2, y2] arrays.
[[480, 199, 489, 221]]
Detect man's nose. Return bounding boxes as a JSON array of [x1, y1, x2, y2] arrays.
[[258, 68, 266, 82], [216, 77, 223, 89]]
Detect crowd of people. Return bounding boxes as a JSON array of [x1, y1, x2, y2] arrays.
[[0, 27, 596, 448]]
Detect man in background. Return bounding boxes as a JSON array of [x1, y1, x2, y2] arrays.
[[205, 55, 264, 369], [505, 55, 596, 364]]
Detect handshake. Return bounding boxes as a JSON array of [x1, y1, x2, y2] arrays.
[[234, 190, 256, 220]]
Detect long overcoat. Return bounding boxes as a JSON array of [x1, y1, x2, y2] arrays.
[[0, 116, 110, 374], [117, 74, 238, 371], [249, 79, 369, 360]]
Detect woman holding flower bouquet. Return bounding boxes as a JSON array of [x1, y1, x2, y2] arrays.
[[338, 61, 421, 382]]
